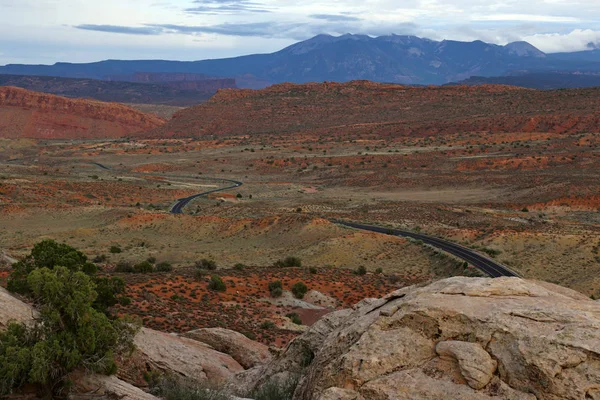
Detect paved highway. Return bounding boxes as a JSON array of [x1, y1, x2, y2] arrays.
[[170, 178, 243, 214], [90, 162, 243, 214], [332, 220, 520, 278]]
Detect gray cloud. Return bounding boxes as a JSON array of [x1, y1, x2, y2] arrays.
[[75, 24, 162, 35], [310, 14, 362, 22], [74, 19, 420, 41], [184, 0, 271, 14], [147, 22, 304, 38]]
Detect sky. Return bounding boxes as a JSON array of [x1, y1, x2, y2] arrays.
[[1, 0, 600, 65]]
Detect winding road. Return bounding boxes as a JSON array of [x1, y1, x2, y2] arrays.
[[90, 162, 517, 278], [332, 220, 520, 278], [170, 178, 243, 214], [89, 162, 242, 214]]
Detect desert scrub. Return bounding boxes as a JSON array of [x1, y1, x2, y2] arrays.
[[208, 275, 226, 292], [251, 375, 299, 400], [148, 374, 229, 400], [354, 265, 367, 276], [292, 282, 308, 299], [156, 261, 173, 272], [286, 312, 303, 325], [274, 256, 302, 268], [196, 259, 217, 270], [268, 280, 283, 298]]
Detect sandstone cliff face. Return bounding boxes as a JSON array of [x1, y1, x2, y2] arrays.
[[236, 277, 600, 400], [148, 81, 600, 138], [0, 86, 165, 139]]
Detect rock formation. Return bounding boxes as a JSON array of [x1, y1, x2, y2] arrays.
[[184, 328, 272, 369], [147, 81, 600, 139], [0, 86, 164, 139], [118, 327, 245, 386], [235, 277, 600, 400]]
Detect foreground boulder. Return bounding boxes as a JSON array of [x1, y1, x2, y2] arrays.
[[184, 328, 272, 369], [119, 328, 244, 386], [70, 372, 159, 400], [0, 286, 36, 329], [235, 277, 600, 400]]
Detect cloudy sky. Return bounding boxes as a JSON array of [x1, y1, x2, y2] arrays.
[[1, 0, 600, 65]]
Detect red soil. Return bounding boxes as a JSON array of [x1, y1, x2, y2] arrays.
[[116, 267, 419, 347]]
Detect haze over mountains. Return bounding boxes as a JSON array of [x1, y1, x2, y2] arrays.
[[3, 34, 600, 88]]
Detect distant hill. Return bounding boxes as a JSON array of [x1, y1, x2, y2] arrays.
[[105, 72, 237, 92], [147, 81, 600, 139], [0, 74, 229, 106], [5, 34, 600, 86], [448, 72, 600, 89], [0, 86, 164, 139]]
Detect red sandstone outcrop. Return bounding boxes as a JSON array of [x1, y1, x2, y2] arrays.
[[148, 81, 600, 138], [0, 86, 165, 139]]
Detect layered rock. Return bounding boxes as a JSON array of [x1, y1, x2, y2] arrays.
[[147, 81, 600, 139], [236, 277, 600, 400], [70, 372, 159, 400], [0, 86, 164, 139], [184, 328, 272, 369], [118, 327, 244, 386]]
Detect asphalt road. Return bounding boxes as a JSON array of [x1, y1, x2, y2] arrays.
[[332, 220, 520, 278], [170, 178, 243, 214], [89, 162, 243, 214]]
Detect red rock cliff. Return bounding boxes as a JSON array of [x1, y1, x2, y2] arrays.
[[0, 86, 165, 139]]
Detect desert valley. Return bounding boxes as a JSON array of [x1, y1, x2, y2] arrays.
[[1, 51, 600, 398]]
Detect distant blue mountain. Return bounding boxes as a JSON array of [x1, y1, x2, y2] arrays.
[[3, 34, 600, 87]]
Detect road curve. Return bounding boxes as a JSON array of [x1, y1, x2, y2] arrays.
[[170, 178, 243, 214], [89, 162, 242, 214], [332, 220, 520, 278]]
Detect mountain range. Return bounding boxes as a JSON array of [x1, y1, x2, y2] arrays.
[[3, 34, 600, 87]]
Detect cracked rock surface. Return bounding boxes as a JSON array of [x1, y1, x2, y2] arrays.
[[234, 277, 600, 400]]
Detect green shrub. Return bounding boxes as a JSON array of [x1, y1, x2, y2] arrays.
[[286, 313, 302, 325], [233, 263, 247, 271], [149, 375, 229, 400], [251, 376, 299, 400], [147, 256, 157, 264], [114, 260, 134, 273], [208, 276, 226, 292], [156, 262, 173, 272], [375, 267, 383, 274], [196, 259, 217, 271], [268, 281, 283, 298], [93, 254, 107, 263], [134, 261, 155, 273], [0, 266, 138, 397], [354, 265, 367, 276], [292, 282, 308, 299], [274, 256, 302, 268], [110, 245, 122, 254], [309, 267, 317, 274], [7, 240, 128, 314], [260, 321, 276, 330]]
